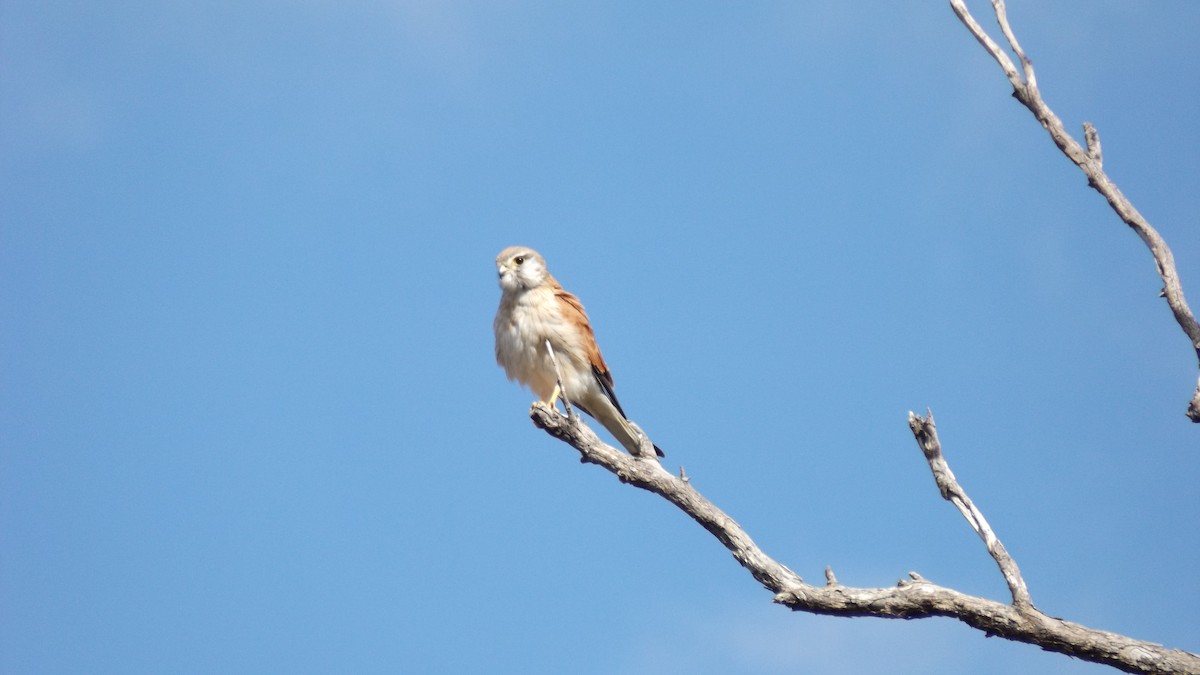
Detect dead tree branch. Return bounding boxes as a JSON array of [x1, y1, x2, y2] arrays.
[[513, 5, 1200, 672], [950, 0, 1200, 422], [909, 411, 1030, 608], [529, 404, 1200, 674]]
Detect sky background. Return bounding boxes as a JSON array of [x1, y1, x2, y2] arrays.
[[3, 1, 1198, 673]]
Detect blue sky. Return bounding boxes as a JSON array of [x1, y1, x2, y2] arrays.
[[2, 1, 1198, 673]]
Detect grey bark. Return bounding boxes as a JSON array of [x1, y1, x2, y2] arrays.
[[529, 405, 1200, 674], [517, 4, 1200, 673], [950, 0, 1200, 421]]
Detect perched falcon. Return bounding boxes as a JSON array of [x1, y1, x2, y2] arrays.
[[493, 246, 662, 458]]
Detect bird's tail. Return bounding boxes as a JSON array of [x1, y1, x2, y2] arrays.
[[590, 402, 664, 458]]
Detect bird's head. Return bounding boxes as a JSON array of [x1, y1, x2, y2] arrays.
[[496, 246, 549, 293]]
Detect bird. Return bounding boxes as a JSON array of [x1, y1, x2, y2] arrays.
[[493, 246, 663, 458]]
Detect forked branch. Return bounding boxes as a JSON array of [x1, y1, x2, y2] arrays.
[[517, 6, 1200, 672], [950, 0, 1200, 421], [529, 405, 1200, 674]]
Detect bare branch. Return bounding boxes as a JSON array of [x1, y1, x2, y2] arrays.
[[529, 402, 803, 591], [908, 411, 1031, 607], [991, 0, 1036, 91], [950, 0, 1200, 421], [516, 8, 1200, 671], [948, 0, 1021, 88], [824, 566, 838, 586], [529, 404, 1200, 674]]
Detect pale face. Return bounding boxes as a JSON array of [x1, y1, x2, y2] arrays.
[[495, 246, 548, 293]]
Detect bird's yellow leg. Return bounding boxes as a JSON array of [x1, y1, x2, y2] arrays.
[[541, 339, 574, 418]]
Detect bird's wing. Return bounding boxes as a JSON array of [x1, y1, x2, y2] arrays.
[[550, 280, 627, 417], [550, 277, 663, 458]]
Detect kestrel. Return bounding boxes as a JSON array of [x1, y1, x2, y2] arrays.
[[494, 246, 663, 458]]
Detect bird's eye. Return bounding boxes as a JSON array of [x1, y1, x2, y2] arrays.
[[514, 256, 525, 265]]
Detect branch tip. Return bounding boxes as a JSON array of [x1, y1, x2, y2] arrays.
[[955, 0, 1200, 417], [1083, 122, 1102, 164]]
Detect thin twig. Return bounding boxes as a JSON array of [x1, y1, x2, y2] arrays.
[[950, 0, 1200, 421], [908, 411, 1032, 607], [949, 0, 1020, 87], [991, 0, 1035, 91], [1085, 122, 1103, 165]]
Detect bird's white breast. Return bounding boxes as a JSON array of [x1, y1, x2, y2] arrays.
[[494, 287, 568, 401]]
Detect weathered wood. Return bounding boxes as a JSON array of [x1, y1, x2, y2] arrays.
[[530, 404, 1200, 674], [950, 0, 1200, 421]]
